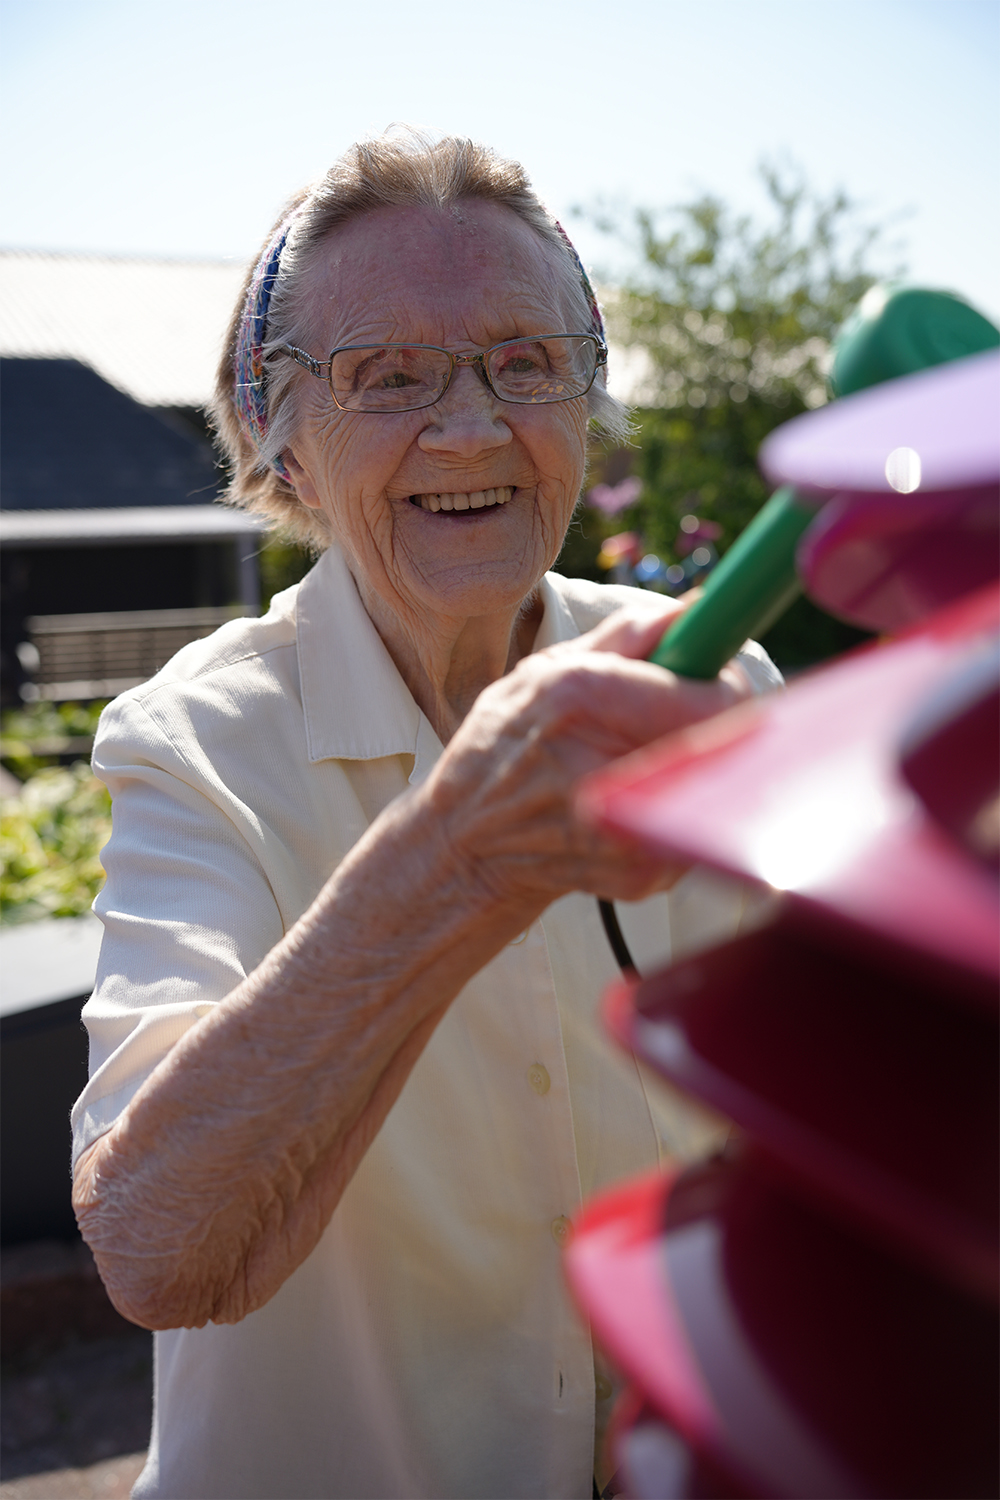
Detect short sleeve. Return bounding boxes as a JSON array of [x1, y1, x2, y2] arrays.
[[71, 694, 284, 1166]]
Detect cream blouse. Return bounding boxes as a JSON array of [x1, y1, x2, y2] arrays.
[[73, 546, 780, 1500]]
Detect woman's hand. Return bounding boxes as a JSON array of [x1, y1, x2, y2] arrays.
[[73, 603, 752, 1333], [425, 602, 751, 910]]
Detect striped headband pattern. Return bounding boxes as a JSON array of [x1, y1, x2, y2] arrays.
[[233, 210, 606, 478], [233, 212, 298, 483]]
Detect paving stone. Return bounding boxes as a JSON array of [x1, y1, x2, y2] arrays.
[[0, 1450, 146, 1498], [1, 1332, 151, 1486]]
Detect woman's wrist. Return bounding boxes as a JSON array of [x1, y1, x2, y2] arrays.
[[301, 779, 542, 1002]]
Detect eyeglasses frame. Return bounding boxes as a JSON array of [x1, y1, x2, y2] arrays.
[[271, 333, 608, 414]]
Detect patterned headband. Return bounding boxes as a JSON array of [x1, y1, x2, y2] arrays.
[[233, 212, 298, 483], [233, 210, 606, 480]]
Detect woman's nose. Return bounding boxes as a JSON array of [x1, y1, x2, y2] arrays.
[[416, 365, 513, 457]]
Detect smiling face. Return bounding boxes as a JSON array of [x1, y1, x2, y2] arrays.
[[283, 200, 590, 637]]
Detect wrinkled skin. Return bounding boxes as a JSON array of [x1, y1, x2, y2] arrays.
[[73, 202, 753, 1330], [283, 200, 593, 735]]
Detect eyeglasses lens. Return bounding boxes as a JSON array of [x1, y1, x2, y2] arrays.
[[487, 337, 597, 404], [330, 346, 451, 412], [330, 337, 598, 412]]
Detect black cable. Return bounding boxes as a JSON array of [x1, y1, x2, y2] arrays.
[[598, 898, 638, 976]]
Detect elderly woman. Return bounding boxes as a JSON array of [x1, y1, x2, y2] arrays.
[[71, 132, 779, 1500]]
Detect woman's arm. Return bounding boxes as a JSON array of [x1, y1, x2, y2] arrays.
[[73, 607, 751, 1331]]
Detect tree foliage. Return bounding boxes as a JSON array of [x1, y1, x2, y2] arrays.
[[558, 166, 901, 666]]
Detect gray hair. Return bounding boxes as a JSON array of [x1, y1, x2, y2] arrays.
[[211, 129, 631, 548]]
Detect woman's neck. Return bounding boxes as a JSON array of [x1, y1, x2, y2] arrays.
[[357, 583, 544, 744]]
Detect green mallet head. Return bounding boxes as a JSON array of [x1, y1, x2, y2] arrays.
[[830, 285, 999, 399]]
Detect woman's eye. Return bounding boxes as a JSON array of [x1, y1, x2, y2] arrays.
[[379, 370, 418, 389], [356, 363, 419, 391], [496, 348, 546, 379]]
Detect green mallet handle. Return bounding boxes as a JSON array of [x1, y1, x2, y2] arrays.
[[649, 485, 815, 677]]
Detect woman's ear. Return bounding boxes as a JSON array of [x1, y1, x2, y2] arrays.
[[282, 449, 324, 511]]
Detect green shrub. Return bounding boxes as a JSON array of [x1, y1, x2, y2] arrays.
[[1, 763, 111, 925], [1, 700, 108, 779]]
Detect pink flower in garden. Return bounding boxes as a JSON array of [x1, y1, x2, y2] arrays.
[[586, 476, 643, 514]]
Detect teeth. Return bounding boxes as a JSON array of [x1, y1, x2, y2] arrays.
[[416, 487, 513, 512]]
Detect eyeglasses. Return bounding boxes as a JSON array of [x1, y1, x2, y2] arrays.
[[272, 334, 607, 414]]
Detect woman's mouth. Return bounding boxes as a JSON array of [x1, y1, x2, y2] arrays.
[[409, 487, 514, 513]]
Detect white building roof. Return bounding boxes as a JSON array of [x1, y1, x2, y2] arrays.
[[0, 250, 250, 408]]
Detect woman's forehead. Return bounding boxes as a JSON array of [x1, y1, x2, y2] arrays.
[[302, 201, 576, 346]]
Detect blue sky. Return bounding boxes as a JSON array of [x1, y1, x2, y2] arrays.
[[2, 0, 997, 316]]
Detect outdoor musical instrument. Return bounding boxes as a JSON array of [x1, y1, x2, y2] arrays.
[[570, 311, 1000, 1498], [599, 288, 998, 978]]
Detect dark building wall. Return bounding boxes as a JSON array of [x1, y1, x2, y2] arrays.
[[0, 358, 253, 701], [2, 540, 241, 617], [0, 358, 219, 511], [1, 997, 90, 1244], [0, 541, 246, 703]]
